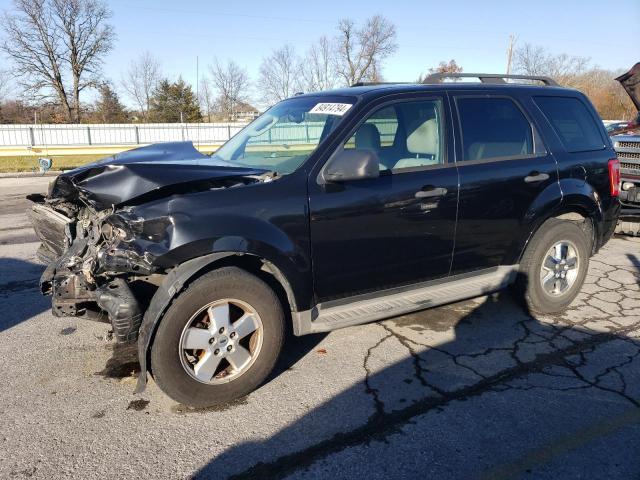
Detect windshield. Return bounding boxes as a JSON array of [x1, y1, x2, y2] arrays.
[[211, 96, 355, 175]]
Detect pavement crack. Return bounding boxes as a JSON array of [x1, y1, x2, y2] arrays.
[[362, 331, 392, 417], [380, 324, 448, 396], [573, 349, 640, 408], [228, 324, 639, 480]]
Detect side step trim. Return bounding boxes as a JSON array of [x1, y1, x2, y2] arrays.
[[292, 266, 518, 335]]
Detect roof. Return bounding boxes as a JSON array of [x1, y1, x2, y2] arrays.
[[295, 82, 576, 101]]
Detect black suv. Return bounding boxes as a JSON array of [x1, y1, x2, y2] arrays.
[[28, 73, 621, 407]]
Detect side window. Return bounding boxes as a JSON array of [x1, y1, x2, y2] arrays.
[[345, 99, 444, 171], [456, 97, 534, 162], [534, 96, 605, 152], [344, 106, 398, 150]]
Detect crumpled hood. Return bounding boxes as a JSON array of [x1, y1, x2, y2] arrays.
[[50, 142, 266, 208], [616, 62, 640, 111]]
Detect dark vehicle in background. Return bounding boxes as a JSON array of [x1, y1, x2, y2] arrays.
[[28, 73, 620, 407], [611, 63, 640, 236]]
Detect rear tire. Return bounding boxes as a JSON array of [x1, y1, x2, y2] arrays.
[[516, 218, 590, 315], [151, 267, 284, 407]]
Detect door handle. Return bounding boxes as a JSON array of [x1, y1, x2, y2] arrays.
[[524, 172, 550, 183], [415, 186, 448, 199]]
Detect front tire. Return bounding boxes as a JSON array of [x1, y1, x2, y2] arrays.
[[516, 218, 591, 315], [151, 267, 284, 407]]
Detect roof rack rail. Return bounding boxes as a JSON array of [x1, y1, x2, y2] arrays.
[[350, 81, 410, 87], [423, 73, 559, 86]]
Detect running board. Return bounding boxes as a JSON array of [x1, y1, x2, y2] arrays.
[[292, 266, 518, 335]]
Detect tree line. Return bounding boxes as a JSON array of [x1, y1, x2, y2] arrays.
[[512, 43, 636, 121], [0, 0, 635, 124]]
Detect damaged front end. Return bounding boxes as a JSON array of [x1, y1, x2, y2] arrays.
[[28, 142, 270, 343], [29, 196, 155, 342]]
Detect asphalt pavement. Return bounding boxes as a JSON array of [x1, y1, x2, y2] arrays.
[[1, 175, 639, 479]]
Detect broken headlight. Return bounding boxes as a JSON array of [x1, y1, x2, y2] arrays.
[[103, 211, 171, 244]]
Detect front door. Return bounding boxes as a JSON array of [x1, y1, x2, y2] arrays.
[[308, 96, 459, 303]]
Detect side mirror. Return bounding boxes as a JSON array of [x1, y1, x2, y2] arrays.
[[322, 149, 380, 183]]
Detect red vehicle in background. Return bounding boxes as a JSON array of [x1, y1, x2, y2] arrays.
[[611, 63, 640, 236]]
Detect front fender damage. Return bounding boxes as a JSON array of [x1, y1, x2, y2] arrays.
[[27, 143, 283, 394], [31, 179, 267, 346]]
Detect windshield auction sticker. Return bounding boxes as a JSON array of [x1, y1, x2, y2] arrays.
[[309, 103, 352, 116]]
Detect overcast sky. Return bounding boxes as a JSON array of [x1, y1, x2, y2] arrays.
[[0, 0, 638, 107]]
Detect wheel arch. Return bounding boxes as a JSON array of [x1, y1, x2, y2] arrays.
[[134, 251, 301, 394], [516, 197, 601, 264]]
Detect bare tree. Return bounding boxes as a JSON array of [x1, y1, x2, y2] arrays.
[[121, 51, 162, 121], [513, 43, 589, 85], [0, 69, 10, 100], [258, 44, 301, 106], [334, 15, 397, 86], [198, 77, 215, 122], [208, 58, 250, 121], [301, 36, 337, 93], [513, 44, 634, 119], [1, 0, 115, 123]]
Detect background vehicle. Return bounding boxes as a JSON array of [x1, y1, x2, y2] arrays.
[[28, 74, 620, 407], [606, 121, 632, 134], [611, 63, 640, 236]]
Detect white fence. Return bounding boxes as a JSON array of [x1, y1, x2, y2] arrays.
[[0, 122, 250, 147], [0, 119, 400, 148]]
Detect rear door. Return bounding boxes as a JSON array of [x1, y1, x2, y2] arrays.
[[450, 92, 560, 274], [308, 94, 459, 302]]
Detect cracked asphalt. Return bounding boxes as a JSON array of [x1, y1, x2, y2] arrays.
[[1, 175, 639, 479]]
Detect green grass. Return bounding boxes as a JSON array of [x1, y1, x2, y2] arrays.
[[0, 155, 105, 173]]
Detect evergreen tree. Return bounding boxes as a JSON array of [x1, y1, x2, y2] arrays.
[[149, 77, 202, 122], [94, 83, 129, 123]]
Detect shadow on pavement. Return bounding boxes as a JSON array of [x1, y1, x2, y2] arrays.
[[0, 257, 48, 332], [193, 269, 640, 479], [270, 330, 328, 383]]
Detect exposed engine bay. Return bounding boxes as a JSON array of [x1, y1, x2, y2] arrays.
[[27, 142, 274, 343], [29, 197, 153, 342]]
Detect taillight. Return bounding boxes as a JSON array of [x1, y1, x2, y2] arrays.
[[608, 158, 621, 197]]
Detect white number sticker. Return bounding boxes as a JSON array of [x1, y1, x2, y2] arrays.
[[309, 103, 352, 116]]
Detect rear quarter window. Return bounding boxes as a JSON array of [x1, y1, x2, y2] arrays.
[[534, 96, 605, 153]]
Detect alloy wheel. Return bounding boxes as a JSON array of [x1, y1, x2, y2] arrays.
[[179, 299, 263, 384], [539, 240, 580, 296]]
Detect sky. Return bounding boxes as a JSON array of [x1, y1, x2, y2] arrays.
[[0, 0, 639, 108]]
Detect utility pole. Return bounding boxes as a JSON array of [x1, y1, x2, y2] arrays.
[[506, 34, 516, 75], [196, 55, 200, 147]]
